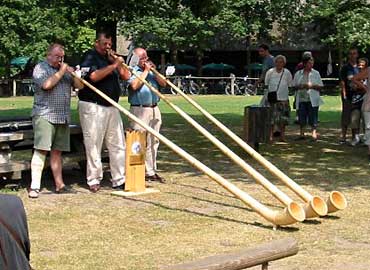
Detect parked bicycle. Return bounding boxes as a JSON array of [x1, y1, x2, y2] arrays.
[[171, 75, 201, 95], [18, 79, 34, 96], [225, 75, 256, 96]]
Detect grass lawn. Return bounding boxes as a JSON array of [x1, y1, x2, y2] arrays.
[[1, 95, 370, 270]]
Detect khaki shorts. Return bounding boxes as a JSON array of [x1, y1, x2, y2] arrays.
[[33, 116, 70, 151]]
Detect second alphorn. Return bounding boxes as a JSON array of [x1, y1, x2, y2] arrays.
[[151, 68, 347, 216]]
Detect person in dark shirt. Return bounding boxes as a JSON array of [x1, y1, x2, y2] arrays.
[[339, 48, 359, 144], [0, 194, 31, 270], [78, 32, 131, 193], [256, 44, 275, 87]]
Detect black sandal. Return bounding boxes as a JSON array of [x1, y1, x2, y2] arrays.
[[55, 185, 76, 194]]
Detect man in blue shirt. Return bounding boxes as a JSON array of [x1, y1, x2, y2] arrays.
[[257, 44, 275, 86], [128, 48, 167, 182]]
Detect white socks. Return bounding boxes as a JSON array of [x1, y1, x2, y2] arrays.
[[30, 150, 46, 190]]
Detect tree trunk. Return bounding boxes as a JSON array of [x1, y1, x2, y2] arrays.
[[5, 60, 11, 80], [246, 37, 251, 77], [196, 49, 203, 76], [160, 53, 166, 74], [170, 48, 178, 65], [338, 43, 343, 69]]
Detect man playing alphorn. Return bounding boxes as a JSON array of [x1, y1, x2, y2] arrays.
[[127, 48, 167, 183], [29, 43, 83, 198], [78, 32, 130, 193]]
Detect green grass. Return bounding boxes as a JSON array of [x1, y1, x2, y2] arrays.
[[1, 95, 370, 270]]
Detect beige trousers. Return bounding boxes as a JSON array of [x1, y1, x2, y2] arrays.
[[78, 101, 125, 187], [129, 106, 162, 176]]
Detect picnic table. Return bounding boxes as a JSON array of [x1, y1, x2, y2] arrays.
[[0, 117, 87, 181]]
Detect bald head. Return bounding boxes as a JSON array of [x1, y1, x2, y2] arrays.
[[133, 48, 148, 68]]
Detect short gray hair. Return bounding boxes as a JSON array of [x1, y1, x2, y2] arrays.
[[274, 55, 286, 64], [47, 43, 64, 54]]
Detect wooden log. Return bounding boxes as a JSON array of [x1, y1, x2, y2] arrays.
[[243, 105, 271, 148], [160, 238, 298, 270]]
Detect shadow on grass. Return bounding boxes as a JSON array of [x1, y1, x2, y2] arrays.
[[166, 191, 255, 212], [120, 196, 299, 232], [159, 109, 370, 193], [320, 215, 341, 220]]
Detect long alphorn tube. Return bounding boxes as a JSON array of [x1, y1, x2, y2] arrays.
[[112, 59, 309, 218], [71, 72, 305, 227], [152, 68, 347, 215]]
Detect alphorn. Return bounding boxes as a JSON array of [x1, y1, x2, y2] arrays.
[[71, 72, 305, 227], [151, 68, 347, 215], [110, 56, 315, 219]]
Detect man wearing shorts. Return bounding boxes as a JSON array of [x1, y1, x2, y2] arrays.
[[28, 43, 83, 198]]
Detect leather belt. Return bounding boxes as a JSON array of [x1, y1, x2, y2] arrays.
[[80, 99, 111, 107], [130, 103, 157, 108]]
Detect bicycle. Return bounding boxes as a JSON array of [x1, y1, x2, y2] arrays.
[[19, 80, 34, 96], [119, 80, 129, 96], [171, 75, 201, 95], [225, 76, 256, 95]]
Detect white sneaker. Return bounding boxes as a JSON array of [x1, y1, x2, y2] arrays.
[[351, 135, 360, 146]]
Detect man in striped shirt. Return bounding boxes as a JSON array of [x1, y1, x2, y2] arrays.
[[28, 43, 83, 198]]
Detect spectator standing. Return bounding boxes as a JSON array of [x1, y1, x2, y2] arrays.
[[264, 55, 293, 141], [349, 57, 368, 146], [339, 48, 359, 144], [255, 44, 275, 88], [293, 56, 324, 141], [353, 58, 370, 164], [293, 52, 313, 124]]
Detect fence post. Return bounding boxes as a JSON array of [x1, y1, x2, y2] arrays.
[[12, 80, 17, 97], [177, 76, 181, 88], [230, 74, 235, 95]]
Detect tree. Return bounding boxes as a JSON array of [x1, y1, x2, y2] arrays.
[[0, 0, 95, 78], [119, 0, 303, 73], [301, 0, 370, 56]]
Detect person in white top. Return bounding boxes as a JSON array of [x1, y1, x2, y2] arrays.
[[293, 56, 324, 141], [264, 55, 293, 141]]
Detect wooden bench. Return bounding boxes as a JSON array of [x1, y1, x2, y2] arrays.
[[161, 238, 298, 270], [0, 122, 87, 181]]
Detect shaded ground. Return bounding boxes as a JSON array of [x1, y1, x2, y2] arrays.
[[1, 96, 370, 270]]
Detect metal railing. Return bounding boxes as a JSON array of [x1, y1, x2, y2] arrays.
[[162, 75, 339, 96], [0, 77, 340, 97]]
